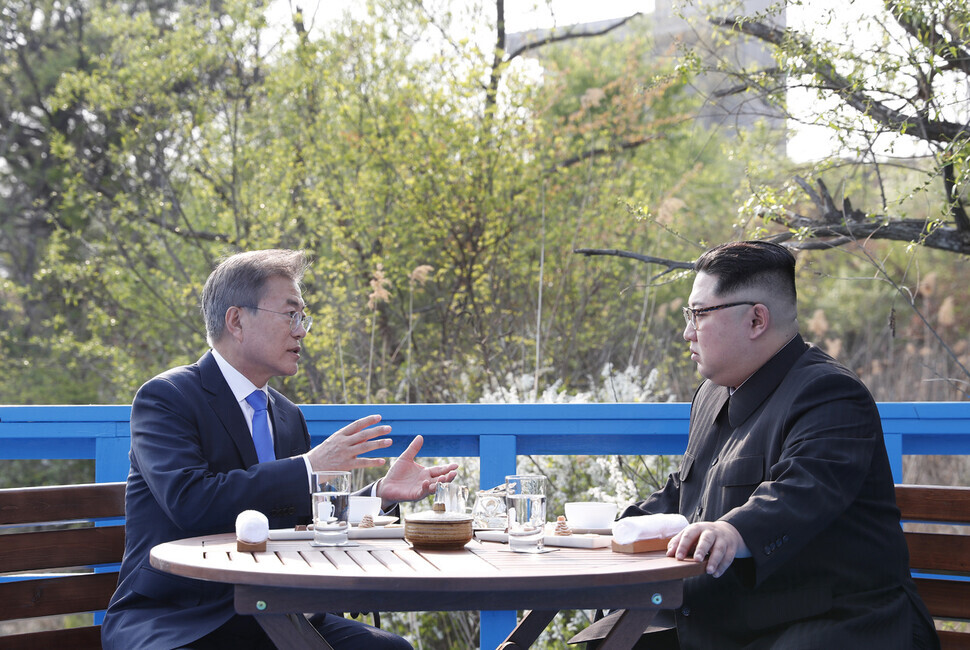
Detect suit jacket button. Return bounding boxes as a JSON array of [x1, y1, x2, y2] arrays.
[[680, 607, 690, 617]]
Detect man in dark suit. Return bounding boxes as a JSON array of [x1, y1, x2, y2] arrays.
[[574, 241, 938, 649], [102, 249, 458, 650]]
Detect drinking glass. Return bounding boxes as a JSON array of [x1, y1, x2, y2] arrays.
[[505, 474, 546, 552], [312, 471, 351, 546], [434, 482, 469, 514]]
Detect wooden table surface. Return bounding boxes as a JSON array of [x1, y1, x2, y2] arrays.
[[151, 533, 705, 649]]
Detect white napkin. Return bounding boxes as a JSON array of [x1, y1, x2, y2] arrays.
[[611, 514, 688, 546], [235, 510, 269, 543]]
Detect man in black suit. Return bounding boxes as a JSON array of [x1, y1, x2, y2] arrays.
[[575, 241, 938, 649], [102, 249, 458, 650]]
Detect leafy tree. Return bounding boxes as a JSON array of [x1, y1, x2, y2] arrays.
[[694, 0, 970, 254], [2, 0, 748, 409], [577, 0, 970, 400]]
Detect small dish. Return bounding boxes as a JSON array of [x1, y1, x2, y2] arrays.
[[361, 515, 398, 527]]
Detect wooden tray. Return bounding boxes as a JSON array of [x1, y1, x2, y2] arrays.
[[611, 537, 671, 554]]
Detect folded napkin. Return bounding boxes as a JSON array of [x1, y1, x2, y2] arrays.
[[611, 514, 688, 546], [235, 510, 269, 543]]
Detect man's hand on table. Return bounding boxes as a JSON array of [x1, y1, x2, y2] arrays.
[[667, 520, 748, 578], [376, 435, 459, 509]]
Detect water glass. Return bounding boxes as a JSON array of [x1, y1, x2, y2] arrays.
[[434, 481, 469, 514], [312, 471, 351, 546], [505, 474, 546, 552]]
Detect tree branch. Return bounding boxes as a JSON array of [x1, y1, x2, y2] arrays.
[[711, 67, 782, 97], [546, 135, 663, 173], [573, 247, 694, 280], [886, 0, 970, 77], [943, 159, 970, 232], [507, 13, 642, 61], [760, 177, 970, 255], [709, 16, 970, 143]]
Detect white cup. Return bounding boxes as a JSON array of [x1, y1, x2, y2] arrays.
[[348, 495, 382, 524]]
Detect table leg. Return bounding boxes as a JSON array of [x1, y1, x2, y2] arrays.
[[253, 612, 335, 650], [495, 609, 558, 649], [597, 609, 659, 649]]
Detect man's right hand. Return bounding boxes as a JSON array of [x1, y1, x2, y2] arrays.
[[305, 414, 393, 471]]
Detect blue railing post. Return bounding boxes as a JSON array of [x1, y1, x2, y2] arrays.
[[479, 434, 517, 489], [96, 430, 131, 482], [884, 433, 903, 483], [477, 433, 519, 647]]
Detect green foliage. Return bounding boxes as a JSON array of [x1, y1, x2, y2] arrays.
[[1, 0, 748, 408]]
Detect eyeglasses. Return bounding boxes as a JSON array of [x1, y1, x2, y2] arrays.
[[242, 306, 313, 333], [682, 302, 757, 330]]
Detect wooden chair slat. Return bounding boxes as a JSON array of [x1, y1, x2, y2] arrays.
[[896, 484, 970, 525], [0, 482, 125, 525], [905, 531, 970, 573], [0, 625, 103, 650], [0, 526, 125, 573], [937, 630, 970, 650], [913, 577, 970, 621], [0, 572, 118, 621]]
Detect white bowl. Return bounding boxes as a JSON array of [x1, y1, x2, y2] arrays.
[[348, 496, 382, 524], [565, 501, 618, 530]]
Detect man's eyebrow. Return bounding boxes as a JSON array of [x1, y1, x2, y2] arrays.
[[284, 298, 306, 310]]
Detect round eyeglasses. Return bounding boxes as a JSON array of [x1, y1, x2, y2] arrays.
[[242, 306, 313, 333], [682, 301, 757, 330]]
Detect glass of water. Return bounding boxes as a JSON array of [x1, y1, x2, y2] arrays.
[[505, 474, 547, 552], [312, 471, 351, 546]]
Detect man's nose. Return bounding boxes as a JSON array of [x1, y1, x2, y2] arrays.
[[683, 323, 696, 342]]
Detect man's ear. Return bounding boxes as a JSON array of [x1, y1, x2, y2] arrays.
[[225, 306, 245, 342], [749, 303, 771, 339]]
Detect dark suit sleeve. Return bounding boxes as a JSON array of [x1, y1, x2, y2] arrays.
[[721, 370, 880, 586], [622, 469, 683, 518], [130, 375, 312, 533]]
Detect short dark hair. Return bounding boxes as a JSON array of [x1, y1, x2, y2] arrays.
[[201, 249, 309, 344], [694, 240, 796, 304]]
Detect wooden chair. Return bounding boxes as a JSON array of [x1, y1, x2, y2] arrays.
[[896, 484, 970, 650], [0, 482, 126, 649]]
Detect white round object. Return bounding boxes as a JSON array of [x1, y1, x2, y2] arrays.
[[235, 509, 269, 543]]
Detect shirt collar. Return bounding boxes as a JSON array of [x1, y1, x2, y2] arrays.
[[210, 348, 266, 404], [727, 333, 807, 427]]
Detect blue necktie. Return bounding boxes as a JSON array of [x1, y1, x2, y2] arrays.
[[245, 390, 275, 463]]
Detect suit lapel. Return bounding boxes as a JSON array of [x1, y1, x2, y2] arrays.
[[268, 391, 287, 459], [199, 351, 260, 467]]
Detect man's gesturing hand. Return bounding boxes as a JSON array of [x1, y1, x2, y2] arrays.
[[305, 414, 393, 472], [667, 520, 747, 578], [376, 435, 459, 507]]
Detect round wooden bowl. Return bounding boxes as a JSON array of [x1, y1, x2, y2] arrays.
[[404, 510, 474, 550]]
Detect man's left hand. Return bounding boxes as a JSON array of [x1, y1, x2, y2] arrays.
[[376, 435, 459, 507], [667, 520, 747, 578]]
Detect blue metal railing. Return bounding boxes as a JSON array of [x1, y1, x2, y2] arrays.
[[2, 401, 969, 647]]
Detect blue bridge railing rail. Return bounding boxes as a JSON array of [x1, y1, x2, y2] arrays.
[[2, 401, 969, 647]]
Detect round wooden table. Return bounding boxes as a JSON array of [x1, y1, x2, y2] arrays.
[[151, 532, 705, 649]]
